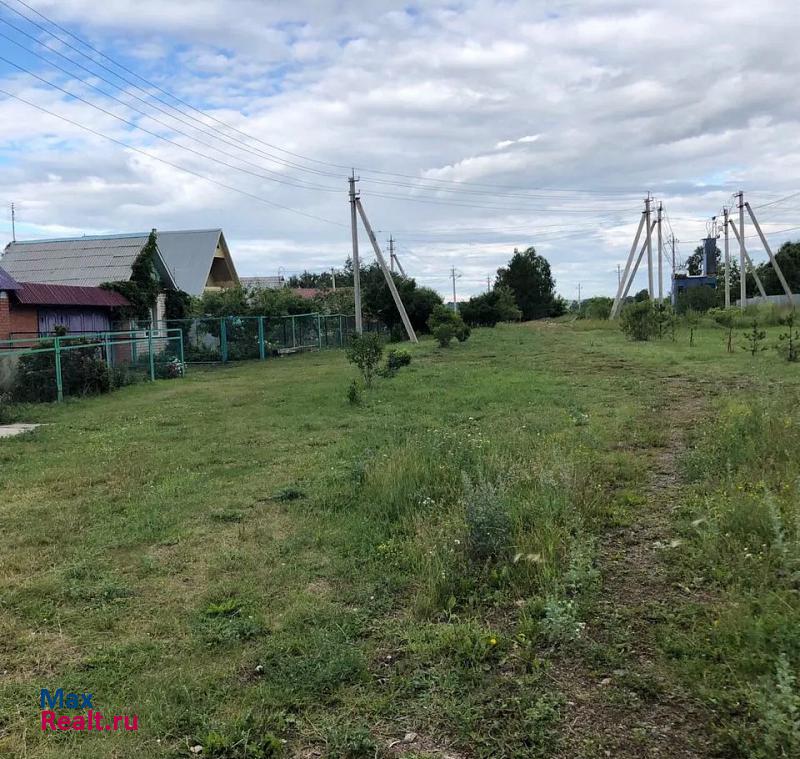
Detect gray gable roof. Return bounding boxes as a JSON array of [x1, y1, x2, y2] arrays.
[[1, 233, 177, 290], [0, 265, 20, 291], [155, 229, 238, 296]]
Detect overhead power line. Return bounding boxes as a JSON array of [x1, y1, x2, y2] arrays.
[[0, 86, 347, 227]]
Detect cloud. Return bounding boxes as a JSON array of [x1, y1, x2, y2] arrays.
[[0, 0, 799, 301]]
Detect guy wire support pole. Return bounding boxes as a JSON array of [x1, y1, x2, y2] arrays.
[[349, 171, 363, 334], [728, 220, 768, 300], [645, 194, 654, 298], [610, 210, 646, 318], [657, 201, 663, 301], [738, 191, 746, 310], [745, 201, 796, 307], [723, 207, 731, 308], [355, 197, 419, 343], [619, 220, 658, 303]]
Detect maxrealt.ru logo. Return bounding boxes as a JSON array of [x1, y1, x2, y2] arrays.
[[40, 689, 138, 732]]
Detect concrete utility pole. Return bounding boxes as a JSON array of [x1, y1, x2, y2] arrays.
[[645, 194, 654, 298], [617, 264, 622, 288], [331, 267, 336, 292], [577, 283, 582, 308], [728, 220, 768, 299], [746, 201, 795, 306], [738, 191, 746, 310], [355, 197, 418, 342], [657, 201, 663, 301], [450, 267, 459, 312], [10, 202, 15, 242], [389, 235, 395, 273], [619, 221, 658, 304], [487, 275, 491, 293], [610, 211, 646, 318], [723, 208, 730, 308], [348, 171, 363, 333]]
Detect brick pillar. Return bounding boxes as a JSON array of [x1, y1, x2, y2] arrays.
[[0, 291, 10, 341]]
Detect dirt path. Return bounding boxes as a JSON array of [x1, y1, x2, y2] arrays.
[[553, 390, 714, 758]]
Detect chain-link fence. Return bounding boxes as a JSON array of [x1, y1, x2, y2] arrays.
[[164, 313, 386, 364], [0, 328, 185, 403]]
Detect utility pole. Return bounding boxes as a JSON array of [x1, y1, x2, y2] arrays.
[[354, 195, 418, 342], [645, 194, 653, 298], [610, 210, 646, 318], [657, 201, 663, 301], [738, 191, 746, 310], [671, 236, 677, 306], [389, 235, 394, 273], [617, 264, 622, 288], [723, 207, 730, 308], [331, 267, 336, 292], [348, 171, 363, 333], [487, 274, 491, 293], [10, 202, 15, 242], [576, 283, 582, 308], [450, 267, 458, 312], [746, 201, 795, 306]]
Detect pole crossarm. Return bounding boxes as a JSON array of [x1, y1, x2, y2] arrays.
[[745, 202, 795, 306], [355, 198, 419, 343]]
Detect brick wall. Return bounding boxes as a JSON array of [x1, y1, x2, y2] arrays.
[[0, 292, 10, 341], [9, 304, 38, 339]]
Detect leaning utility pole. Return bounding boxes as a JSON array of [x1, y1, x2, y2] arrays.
[[745, 201, 795, 307], [723, 208, 730, 308], [738, 191, 746, 310], [657, 201, 663, 301], [354, 195, 418, 342], [348, 172, 363, 333], [450, 267, 458, 312], [610, 208, 646, 318], [728, 220, 768, 300]]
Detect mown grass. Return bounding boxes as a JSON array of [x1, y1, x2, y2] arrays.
[[0, 319, 798, 758]]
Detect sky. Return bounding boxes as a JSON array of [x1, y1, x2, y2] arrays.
[[0, 0, 799, 301]]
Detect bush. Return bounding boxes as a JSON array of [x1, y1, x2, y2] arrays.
[[463, 475, 511, 564], [12, 341, 110, 403], [433, 323, 455, 347], [619, 301, 655, 341], [380, 348, 412, 377], [346, 379, 362, 405], [576, 296, 613, 320], [0, 392, 14, 424], [345, 333, 384, 387], [461, 287, 522, 326], [428, 304, 470, 344], [676, 286, 717, 314]]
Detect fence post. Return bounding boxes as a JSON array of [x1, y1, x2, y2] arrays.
[[104, 332, 113, 369], [178, 330, 185, 374], [54, 335, 64, 402], [291, 315, 296, 348], [220, 318, 228, 363], [339, 314, 344, 347], [148, 328, 155, 381], [317, 314, 322, 351], [258, 316, 266, 360]]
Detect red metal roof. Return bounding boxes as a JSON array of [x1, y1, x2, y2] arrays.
[[12, 282, 130, 308], [293, 288, 321, 300]]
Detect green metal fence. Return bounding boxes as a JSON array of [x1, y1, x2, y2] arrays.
[[0, 328, 185, 403], [164, 313, 385, 364]]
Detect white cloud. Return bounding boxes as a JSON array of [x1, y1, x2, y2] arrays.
[[0, 0, 799, 300]]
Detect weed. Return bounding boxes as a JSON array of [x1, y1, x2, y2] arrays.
[[540, 597, 584, 644], [463, 474, 512, 564], [346, 378, 362, 404], [325, 724, 376, 759], [274, 486, 306, 501], [758, 654, 800, 757]]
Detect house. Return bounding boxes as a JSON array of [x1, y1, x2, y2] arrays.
[[293, 288, 322, 300], [1, 228, 239, 298], [0, 265, 130, 341]]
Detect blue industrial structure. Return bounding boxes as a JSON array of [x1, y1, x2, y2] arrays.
[[672, 237, 718, 302]]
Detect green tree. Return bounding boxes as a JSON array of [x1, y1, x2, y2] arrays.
[[460, 287, 521, 326], [495, 247, 560, 320], [757, 241, 800, 295]]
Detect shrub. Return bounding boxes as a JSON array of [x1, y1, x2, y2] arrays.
[[461, 287, 522, 326], [379, 348, 412, 377], [345, 333, 384, 388], [619, 300, 655, 341], [652, 302, 674, 339], [0, 392, 14, 424], [428, 304, 470, 343], [12, 341, 111, 403], [346, 379, 362, 405], [433, 323, 455, 347], [743, 319, 767, 357], [676, 285, 717, 314]]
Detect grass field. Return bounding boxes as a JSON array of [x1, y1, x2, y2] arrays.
[[1, 319, 799, 758]]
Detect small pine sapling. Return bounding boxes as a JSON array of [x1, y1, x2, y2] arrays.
[[716, 311, 736, 353], [777, 311, 799, 362], [742, 318, 767, 357], [685, 309, 700, 347]]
